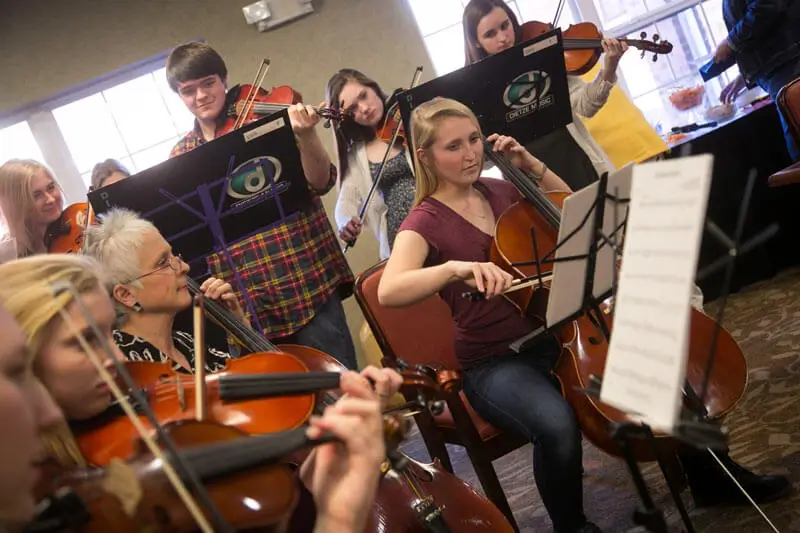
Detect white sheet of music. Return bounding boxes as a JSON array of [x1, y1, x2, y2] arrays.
[[600, 154, 713, 432]]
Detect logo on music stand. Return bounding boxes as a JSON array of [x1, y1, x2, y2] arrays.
[[226, 156, 285, 206], [503, 70, 554, 122]]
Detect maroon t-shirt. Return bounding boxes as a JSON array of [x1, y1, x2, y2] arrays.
[[399, 178, 536, 368]]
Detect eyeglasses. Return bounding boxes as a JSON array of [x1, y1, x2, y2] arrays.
[[130, 253, 184, 282]]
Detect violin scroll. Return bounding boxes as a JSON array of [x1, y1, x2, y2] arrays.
[[637, 31, 673, 59]]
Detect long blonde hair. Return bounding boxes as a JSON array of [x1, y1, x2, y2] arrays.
[[0, 159, 63, 257], [0, 254, 109, 467], [410, 98, 484, 206]]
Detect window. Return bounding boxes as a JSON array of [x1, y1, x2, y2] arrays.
[[52, 67, 194, 186], [0, 121, 44, 165], [407, 0, 765, 131], [408, 0, 577, 75], [409, 0, 578, 75], [0, 52, 192, 203], [608, 0, 762, 134]]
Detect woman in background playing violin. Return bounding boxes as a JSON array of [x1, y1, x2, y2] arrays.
[[463, 0, 626, 190], [326, 69, 416, 258], [0, 253, 401, 533], [0, 158, 65, 258]]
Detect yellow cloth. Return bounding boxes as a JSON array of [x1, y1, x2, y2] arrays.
[[579, 64, 668, 166], [359, 320, 406, 410]]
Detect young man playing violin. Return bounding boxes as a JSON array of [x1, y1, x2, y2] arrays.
[[166, 41, 357, 370]]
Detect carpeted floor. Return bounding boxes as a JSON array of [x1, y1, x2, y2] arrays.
[[399, 268, 800, 532]]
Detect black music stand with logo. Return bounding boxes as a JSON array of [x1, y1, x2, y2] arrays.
[[397, 29, 573, 148], [88, 109, 312, 336]]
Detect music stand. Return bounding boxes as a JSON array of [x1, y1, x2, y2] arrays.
[[537, 156, 781, 532], [397, 29, 573, 148], [89, 109, 312, 334]]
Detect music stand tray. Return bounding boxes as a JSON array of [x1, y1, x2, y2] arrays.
[[88, 109, 312, 266]]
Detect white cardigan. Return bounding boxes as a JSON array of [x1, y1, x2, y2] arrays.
[[335, 144, 415, 260], [566, 75, 616, 178]]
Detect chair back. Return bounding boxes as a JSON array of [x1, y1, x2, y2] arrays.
[[777, 76, 800, 148], [354, 261, 461, 371]]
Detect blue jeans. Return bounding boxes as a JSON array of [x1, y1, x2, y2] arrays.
[[462, 338, 586, 533], [759, 60, 800, 161], [276, 291, 358, 370]]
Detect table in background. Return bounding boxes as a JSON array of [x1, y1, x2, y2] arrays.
[[664, 100, 799, 302]]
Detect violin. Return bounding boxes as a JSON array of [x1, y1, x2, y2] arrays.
[[217, 59, 346, 138], [520, 20, 673, 75], [34, 416, 411, 533], [75, 278, 452, 466], [481, 143, 748, 462], [46, 202, 95, 254], [217, 83, 346, 138]]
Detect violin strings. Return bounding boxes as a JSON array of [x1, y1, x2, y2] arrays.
[[52, 283, 223, 533]]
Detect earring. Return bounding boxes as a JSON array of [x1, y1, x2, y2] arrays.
[[132, 302, 143, 312]]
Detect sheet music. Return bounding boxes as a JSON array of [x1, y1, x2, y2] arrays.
[[546, 164, 633, 327], [600, 155, 713, 432]]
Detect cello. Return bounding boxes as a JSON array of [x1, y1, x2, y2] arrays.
[[291, 339, 515, 533], [181, 279, 514, 533], [480, 142, 748, 461]]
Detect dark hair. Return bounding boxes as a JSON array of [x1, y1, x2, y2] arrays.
[[462, 0, 522, 66], [166, 41, 228, 92], [325, 69, 390, 182], [90, 159, 130, 190]]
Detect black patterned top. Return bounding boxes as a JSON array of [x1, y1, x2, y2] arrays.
[[113, 329, 233, 374], [370, 148, 415, 250]]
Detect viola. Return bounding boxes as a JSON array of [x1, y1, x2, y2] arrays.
[[217, 83, 346, 138], [289, 342, 514, 533], [46, 202, 95, 254], [482, 142, 748, 462], [520, 20, 673, 75], [35, 416, 411, 533]]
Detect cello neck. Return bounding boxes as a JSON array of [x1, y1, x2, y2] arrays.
[[186, 278, 279, 353], [481, 138, 561, 228]]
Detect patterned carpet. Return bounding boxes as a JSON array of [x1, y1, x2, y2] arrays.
[[399, 268, 800, 532]]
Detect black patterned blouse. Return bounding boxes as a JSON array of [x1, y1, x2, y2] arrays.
[[113, 329, 233, 374]]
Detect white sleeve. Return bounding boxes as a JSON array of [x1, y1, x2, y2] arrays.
[[334, 170, 363, 231], [568, 74, 614, 118]]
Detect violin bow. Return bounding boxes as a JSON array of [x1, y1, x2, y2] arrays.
[[49, 281, 233, 533], [343, 66, 424, 252], [193, 293, 208, 421], [235, 59, 272, 130]]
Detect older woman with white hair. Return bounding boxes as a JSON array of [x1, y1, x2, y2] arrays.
[[83, 208, 246, 373]]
